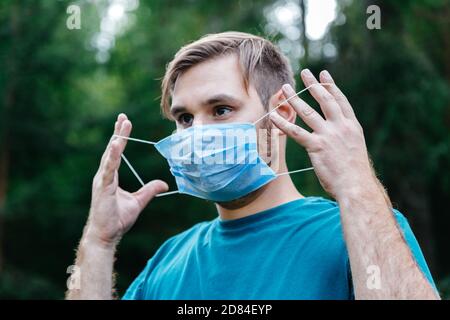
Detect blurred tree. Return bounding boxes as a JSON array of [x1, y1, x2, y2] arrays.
[[0, 0, 103, 298]]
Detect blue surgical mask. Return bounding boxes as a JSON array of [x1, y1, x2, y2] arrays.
[[114, 83, 331, 202], [154, 122, 277, 202]]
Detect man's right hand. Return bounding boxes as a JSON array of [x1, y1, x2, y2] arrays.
[[66, 113, 167, 299], [84, 113, 168, 248]]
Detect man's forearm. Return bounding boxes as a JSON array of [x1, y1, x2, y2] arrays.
[[338, 179, 439, 300], [65, 233, 117, 300]]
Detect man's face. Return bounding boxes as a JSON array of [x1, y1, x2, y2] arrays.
[[170, 54, 267, 129], [169, 54, 282, 208]]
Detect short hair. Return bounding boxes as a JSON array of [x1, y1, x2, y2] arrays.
[[160, 31, 295, 119]]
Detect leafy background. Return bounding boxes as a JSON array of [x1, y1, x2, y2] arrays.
[[0, 0, 449, 299]]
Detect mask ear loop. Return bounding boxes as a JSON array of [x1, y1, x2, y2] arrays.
[[120, 153, 145, 186], [276, 167, 315, 176], [112, 135, 180, 197], [252, 82, 333, 176]]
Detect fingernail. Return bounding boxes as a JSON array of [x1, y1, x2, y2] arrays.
[[282, 84, 295, 96], [322, 70, 332, 80], [301, 69, 312, 77]]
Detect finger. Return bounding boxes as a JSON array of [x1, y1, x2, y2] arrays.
[[116, 119, 132, 155], [100, 114, 128, 168], [269, 111, 314, 148], [300, 69, 344, 121], [281, 84, 326, 132], [133, 180, 169, 209], [114, 113, 127, 135], [102, 139, 121, 187], [103, 119, 132, 181], [319, 70, 356, 119]]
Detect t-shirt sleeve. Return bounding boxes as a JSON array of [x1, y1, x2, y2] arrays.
[[393, 209, 438, 292]]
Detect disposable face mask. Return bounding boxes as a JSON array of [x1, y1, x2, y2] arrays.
[[154, 122, 276, 202], [114, 83, 332, 202]]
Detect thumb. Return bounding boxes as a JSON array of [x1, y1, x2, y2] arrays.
[[133, 180, 169, 209]]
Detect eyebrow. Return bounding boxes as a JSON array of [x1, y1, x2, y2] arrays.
[[170, 93, 243, 118], [204, 93, 243, 106]]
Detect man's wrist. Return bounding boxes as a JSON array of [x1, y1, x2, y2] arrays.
[[335, 176, 383, 207], [82, 226, 119, 251]]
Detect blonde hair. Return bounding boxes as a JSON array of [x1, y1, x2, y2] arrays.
[[160, 31, 295, 119]]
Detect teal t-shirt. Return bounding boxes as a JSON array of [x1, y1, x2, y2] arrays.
[[122, 196, 436, 299]]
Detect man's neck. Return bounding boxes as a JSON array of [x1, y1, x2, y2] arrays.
[[215, 174, 304, 221]]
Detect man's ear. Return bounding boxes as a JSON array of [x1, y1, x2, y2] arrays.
[[268, 89, 297, 135]]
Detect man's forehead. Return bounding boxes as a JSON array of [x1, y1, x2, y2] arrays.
[[172, 55, 247, 100]]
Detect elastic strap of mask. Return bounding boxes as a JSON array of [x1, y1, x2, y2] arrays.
[[112, 135, 176, 196], [253, 82, 333, 125], [120, 150, 313, 198], [155, 190, 180, 197], [154, 166, 315, 197], [120, 154, 145, 186], [112, 133, 157, 187], [276, 166, 314, 176], [113, 135, 156, 145], [121, 152, 179, 197]]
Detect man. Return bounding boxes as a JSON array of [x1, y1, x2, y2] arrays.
[[66, 32, 439, 300]]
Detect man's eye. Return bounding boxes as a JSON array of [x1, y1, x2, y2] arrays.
[[214, 106, 232, 117], [178, 113, 193, 125]]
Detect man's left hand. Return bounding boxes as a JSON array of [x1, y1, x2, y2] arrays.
[[270, 69, 376, 200]]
